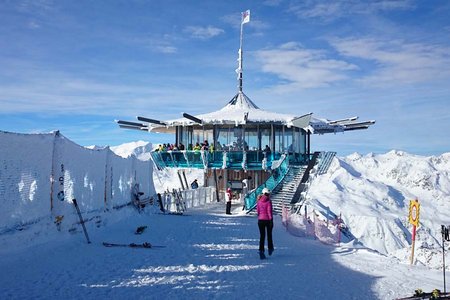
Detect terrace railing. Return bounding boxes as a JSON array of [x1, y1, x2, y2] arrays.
[[150, 150, 283, 170]]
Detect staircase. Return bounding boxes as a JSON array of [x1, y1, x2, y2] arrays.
[[270, 165, 306, 215]]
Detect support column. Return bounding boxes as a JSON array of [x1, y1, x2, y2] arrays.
[[307, 131, 311, 157], [270, 124, 275, 153]]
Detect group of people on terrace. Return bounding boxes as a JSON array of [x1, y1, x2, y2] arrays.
[[156, 143, 186, 152], [156, 140, 213, 152], [155, 140, 272, 154]]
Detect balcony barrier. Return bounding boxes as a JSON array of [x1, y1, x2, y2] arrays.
[[150, 150, 283, 170]]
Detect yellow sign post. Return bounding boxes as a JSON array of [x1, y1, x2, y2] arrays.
[[408, 199, 420, 265]]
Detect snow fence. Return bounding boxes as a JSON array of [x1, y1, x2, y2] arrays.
[[282, 205, 342, 245], [160, 187, 216, 213], [0, 131, 155, 235]]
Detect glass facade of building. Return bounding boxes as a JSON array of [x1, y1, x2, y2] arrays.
[[152, 123, 310, 170]]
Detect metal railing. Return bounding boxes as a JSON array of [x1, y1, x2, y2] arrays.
[[317, 151, 336, 175], [244, 154, 290, 211]]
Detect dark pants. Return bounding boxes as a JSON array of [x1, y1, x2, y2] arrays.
[[226, 201, 231, 214], [258, 220, 274, 252]]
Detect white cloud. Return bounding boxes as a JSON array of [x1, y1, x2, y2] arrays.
[[329, 37, 450, 86], [28, 21, 41, 29], [289, 0, 415, 21], [17, 0, 56, 14], [255, 37, 450, 91], [143, 36, 178, 54], [184, 26, 224, 40], [263, 0, 283, 7], [155, 45, 177, 54], [255, 42, 357, 91]]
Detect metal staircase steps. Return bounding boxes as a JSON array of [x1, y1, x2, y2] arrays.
[[270, 165, 306, 215]]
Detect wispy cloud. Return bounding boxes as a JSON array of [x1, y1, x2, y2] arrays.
[[16, 0, 56, 14], [289, 0, 415, 21], [184, 26, 224, 40], [140, 35, 178, 54], [254, 37, 450, 91], [255, 42, 357, 91], [263, 0, 283, 6], [329, 37, 450, 86], [154, 44, 177, 54], [0, 59, 230, 118]]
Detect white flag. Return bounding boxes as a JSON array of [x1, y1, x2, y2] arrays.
[[242, 10, 250, 24]]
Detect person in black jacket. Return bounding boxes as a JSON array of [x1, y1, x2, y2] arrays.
[[191, 179, 199, 189]]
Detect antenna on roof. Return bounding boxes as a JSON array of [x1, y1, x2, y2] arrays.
[[236, 9, 250, 93]]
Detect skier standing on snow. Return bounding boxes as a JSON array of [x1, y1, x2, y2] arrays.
[[225, 188, 232, 215], [256, 188, 274, 259]]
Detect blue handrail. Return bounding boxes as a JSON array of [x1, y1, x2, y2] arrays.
[[244, 154, 289, 211]]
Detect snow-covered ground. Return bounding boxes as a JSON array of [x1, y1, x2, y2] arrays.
[[1, 140, 449, 299], [0, 202, 445, 300]]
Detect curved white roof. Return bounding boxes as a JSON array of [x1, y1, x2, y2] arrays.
[[119, 92, 374, 134], [172, 92, 295, 127]]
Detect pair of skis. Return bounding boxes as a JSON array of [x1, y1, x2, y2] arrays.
[[103, 226, 166, 248], [103, 242, 166, 249]]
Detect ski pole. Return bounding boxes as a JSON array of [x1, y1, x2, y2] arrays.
[[72, 199, 91, 244], [443, 225, 449, 294]]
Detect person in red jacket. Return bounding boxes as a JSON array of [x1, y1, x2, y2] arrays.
[[256, 188, 274, 259]]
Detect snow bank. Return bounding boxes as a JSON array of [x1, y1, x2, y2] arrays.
[[0, 131, 155, 249]]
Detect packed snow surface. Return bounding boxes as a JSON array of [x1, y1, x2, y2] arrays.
[[0, 202, 446, 300]]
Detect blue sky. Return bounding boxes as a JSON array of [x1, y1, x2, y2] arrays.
[[1, 0, 449, 155]]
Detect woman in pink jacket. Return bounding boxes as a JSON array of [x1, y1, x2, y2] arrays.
[[256, 188, 274, 259]]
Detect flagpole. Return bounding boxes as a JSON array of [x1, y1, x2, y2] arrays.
[[238, 16, 244, 93]]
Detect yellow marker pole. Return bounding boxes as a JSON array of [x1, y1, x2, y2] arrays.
[[409, 199, 420, 265], [410, 223, 417, 265]]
